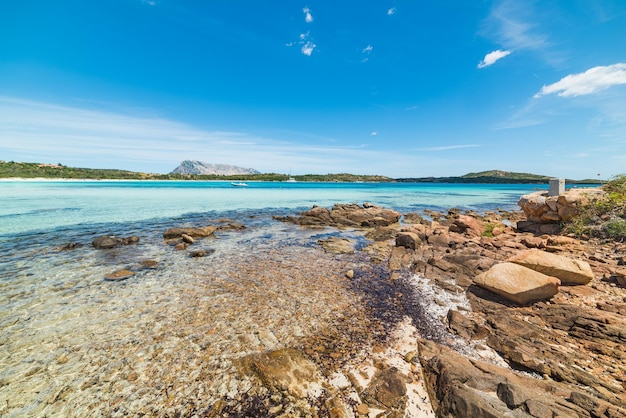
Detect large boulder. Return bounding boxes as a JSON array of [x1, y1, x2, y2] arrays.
[[508, 249, 594, 285], [474, 262, 560, 305]]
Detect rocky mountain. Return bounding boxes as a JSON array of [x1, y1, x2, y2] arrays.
[[170, 160, 260, 176]]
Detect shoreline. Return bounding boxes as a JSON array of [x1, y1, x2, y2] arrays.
[[1, 198, 624, 416]]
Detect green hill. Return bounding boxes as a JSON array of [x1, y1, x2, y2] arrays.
[[396, 170, 602, 184]]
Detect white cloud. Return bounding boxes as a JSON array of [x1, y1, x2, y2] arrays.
[[296, 32, 316, 56], [370, 131, 378, 136], [141, 0, 156, 5], [534, 63, 626, 98], [301, 42, 316, 56], [387, 7, 396, 15], [303, 7, 313, 23], [363, 45, 373, 54], [477, 49, 511, 68]]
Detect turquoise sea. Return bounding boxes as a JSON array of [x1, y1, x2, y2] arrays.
[[0, 180, 546, 236], [0, 180, 585, 416]]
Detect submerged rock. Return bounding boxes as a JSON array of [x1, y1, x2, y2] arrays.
[[237, 348, 323, 399], [104, 269, 135, 281]]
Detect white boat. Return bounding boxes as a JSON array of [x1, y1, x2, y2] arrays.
[[231, 182, 248, 187], [286, 177, 297, 183]]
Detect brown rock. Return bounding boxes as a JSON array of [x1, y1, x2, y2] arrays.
[[181, 233, 195, 244], [508, 249, 594, 285], [395, 232, 420, 250], [449, 215, 484, 237], [318, 237, 355, 254], [237, 348, 322, 399], [474, 262, 560, 305], [163, 226, 217, 239]]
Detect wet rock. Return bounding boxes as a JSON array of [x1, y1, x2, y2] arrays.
[[508, 249, 594, 285], [173, 242, 187, 250], [58, 242, 83, 251], [104, 269, 135, 281], [189, 248, 215, 258], [318, 237, 355, 254], [92, 235, 139, 249], [92, 235, 120, 249], [140, 260, 158, 269], [163, 226, 217, 239], [181, 234, 195, 244], [237, 348, 323, 399], [474, 262, 560, 305]]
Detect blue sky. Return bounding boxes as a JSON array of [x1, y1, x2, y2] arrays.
[[1, 1, 625, 178]]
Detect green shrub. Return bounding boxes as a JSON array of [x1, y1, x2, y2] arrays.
[[564, 174, 626, 241]]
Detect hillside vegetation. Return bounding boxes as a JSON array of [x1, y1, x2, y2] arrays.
[[565, 174, 626, 240], [0, 161, 390, 182], [397, 170, 601, 184]]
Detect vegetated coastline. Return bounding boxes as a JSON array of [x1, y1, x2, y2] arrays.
[[0, 161, 602, 184]]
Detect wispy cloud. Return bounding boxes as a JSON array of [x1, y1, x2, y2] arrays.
[[419, 144, 481, 152], [141, 0, 156, 6], [370, 131, 378, 136], [387, 7, 396, 16], [303, 7, 314, 23], [363, 45, 373, 54], [0, 96, 437, 176], [477, 49, 511, 68], [482, 0, 548, 50], [534, 63, 626, 98]]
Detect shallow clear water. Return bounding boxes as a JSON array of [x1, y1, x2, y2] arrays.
[[0, 180, 556, 416], [0, 180, 544, 236]]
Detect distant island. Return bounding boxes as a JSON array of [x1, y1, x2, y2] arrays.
[[396, 170, 602, 184], [0, 161, 603, 184]]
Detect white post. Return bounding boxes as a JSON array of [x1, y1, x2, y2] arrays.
[[549, 178, 564, 196]]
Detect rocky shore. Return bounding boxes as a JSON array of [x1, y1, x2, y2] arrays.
[[21, 196, 624, 417], [272, 199, 626, 417]]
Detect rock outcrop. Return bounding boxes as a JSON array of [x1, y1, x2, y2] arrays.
[[518, 188, 604, 224], [275, 203, 401, 228], [170, 160, 260, 176]]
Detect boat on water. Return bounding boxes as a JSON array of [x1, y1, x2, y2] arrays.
[[286, 177, 297, 183], [231, 182, 248, 187]]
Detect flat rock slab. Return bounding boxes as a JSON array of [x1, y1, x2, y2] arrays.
[[508, 249, 594, 285], [474, 262, 560, 305]]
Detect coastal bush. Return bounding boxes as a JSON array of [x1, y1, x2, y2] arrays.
[[565, 174, 626, 240]]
